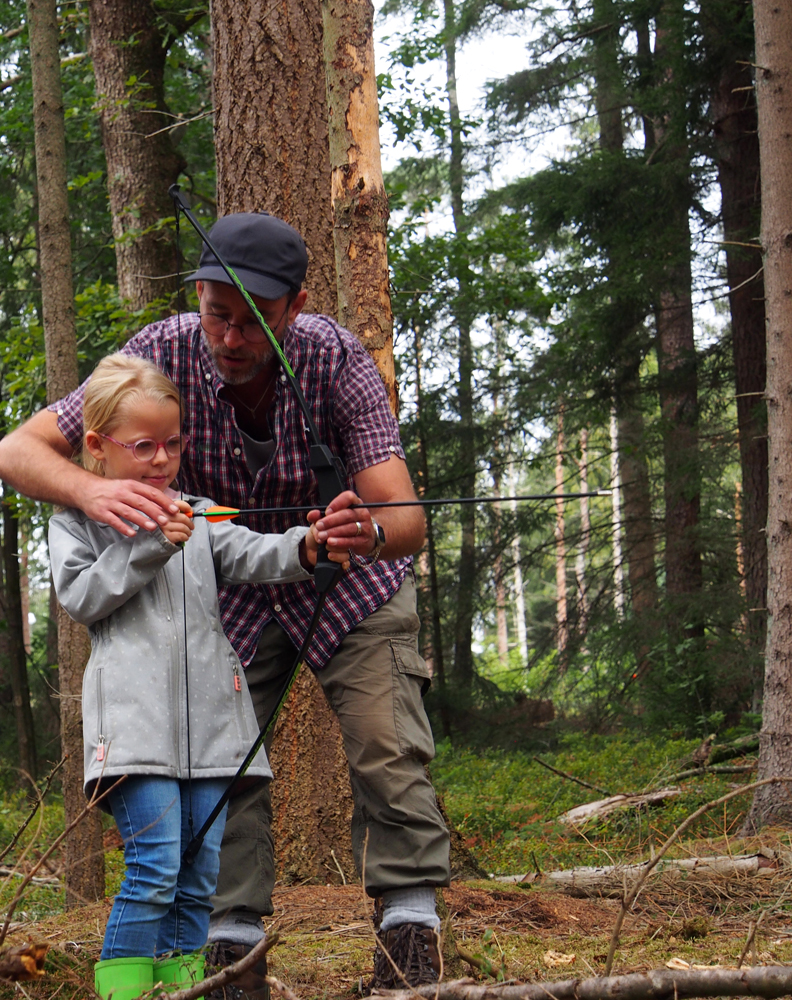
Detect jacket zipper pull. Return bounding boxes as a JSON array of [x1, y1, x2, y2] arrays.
[[97, 737, 106, 762], [233, 666, 242, 692]]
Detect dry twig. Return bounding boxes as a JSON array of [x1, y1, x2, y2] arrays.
[[603, 776, 792, 976], [148, 934, 276, 1000]]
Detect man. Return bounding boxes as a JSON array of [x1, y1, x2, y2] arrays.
[[0, 212, 450, 998]]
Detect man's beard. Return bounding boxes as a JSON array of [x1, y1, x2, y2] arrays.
[[204, 336, 274, 385]]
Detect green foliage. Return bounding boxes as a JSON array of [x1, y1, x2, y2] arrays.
[[430, 734, 756, 874]]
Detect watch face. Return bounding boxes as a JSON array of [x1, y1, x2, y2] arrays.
[[375, 523, 386, 544]]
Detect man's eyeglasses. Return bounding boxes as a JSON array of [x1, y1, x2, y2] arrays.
[[200, 312, 274, 345], [99, 433, 188, 462]]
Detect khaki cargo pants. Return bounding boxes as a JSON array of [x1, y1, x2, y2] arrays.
[[210, 574, 451, 919]]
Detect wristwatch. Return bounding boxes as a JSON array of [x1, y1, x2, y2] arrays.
[[369, 519, 386, 562]]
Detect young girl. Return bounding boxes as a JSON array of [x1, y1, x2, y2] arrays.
[[49, 354, 340, 1000]]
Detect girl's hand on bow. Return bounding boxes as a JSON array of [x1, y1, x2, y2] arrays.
[[301, 523, 351, 572], [161, 499, 195, 546]]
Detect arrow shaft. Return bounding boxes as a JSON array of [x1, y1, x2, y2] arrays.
[[193, 490, 612, 518]]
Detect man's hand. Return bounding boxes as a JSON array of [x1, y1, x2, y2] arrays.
[[308, 490, 376, 560], [82, 478, 182, 538], [0, 408, 180, 537], [310, 457, 426, 562], [160, 499, 195, 545]]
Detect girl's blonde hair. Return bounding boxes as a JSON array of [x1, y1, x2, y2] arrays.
[[82, 354, 182, 476]]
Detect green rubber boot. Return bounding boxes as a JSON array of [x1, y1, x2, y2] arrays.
[[94, 957, 154, 1000], [153, 952, 206, 993]]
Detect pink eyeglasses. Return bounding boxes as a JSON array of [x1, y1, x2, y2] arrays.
[[99, 433, 189, 462]]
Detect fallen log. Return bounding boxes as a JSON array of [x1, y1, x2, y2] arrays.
[[370, 965, 792, 999], [557, 789, 681, 825], [495, 851, 778, 898]]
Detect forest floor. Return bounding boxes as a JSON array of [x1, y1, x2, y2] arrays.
[[4, 855, 792, 999]]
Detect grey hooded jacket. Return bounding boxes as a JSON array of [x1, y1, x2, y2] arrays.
[[49, 497, 312, 798]]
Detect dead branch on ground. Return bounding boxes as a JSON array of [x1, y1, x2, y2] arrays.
[[558, 789, 681, 825], [370, 965, 792, 999], [148, 934, 277, 1000], [532, 757, 611, 796], [603, 776, 792, 976], [495, 851, 778, 897]]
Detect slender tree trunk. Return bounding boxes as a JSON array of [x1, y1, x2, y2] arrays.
[[1, 482, 37, 782], [414, 323, 447, 707], [509, 463, 529, 667], [442, 0, 476, 691], [609, 410, 625, 618], [576, 429, 590, 638], [743, 0, 792, 831], [322, 0, 395, 408], [491, 324, 508, 664], [28, 0, 103, 904], [555, 407, 568, 665], [653, 1, 703, 615], [705, 0, 768, 708], [592, 0, 657, 632], [212, 0, 337, 316], [88, 0, 185, 310], [617, 379, 658, 620], [492, 484, 509, 665]]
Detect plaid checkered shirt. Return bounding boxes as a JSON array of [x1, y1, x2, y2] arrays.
[[50, 313, 411, 669]]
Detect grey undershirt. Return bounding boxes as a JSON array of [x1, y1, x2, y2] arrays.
[[239, 427, 275, 474]]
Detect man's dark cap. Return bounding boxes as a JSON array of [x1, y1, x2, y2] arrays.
[[186, 212, 308, 300]]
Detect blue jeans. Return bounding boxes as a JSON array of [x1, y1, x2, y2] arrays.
[[102, 776, 229, 959]]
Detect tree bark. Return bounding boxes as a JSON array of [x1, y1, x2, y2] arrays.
[[743, 0, 792, 832], [88, 0, 185, 311], [27, 0, 103, 905], [322, 0, 395, 408], [375, 965, 792, 1000], [653, 2, 703, 614], [555, 407, 568, 664], [211, 0, 353, 877], [575, 429, 590, 638], [591, 0, 657, 632], [705, 0, 768, 709], [1, 483, 37, 782], [443, 0, 476, 692], [269, 667, 355, 882], [211, 0, 337, 317]]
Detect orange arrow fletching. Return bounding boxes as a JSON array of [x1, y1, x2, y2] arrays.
[[196, 505, 241, 522]]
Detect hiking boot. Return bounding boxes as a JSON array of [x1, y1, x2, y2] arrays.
[[205, 941, 270, 1000], [372, 924, 441, 989]]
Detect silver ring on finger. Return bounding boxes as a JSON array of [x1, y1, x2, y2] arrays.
[[355, 520, 363, 537]]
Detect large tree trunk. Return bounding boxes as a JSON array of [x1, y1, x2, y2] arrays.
[[1, 483, 37, 782], [743, 0, 792, 831], [705, 0, 768, 710], [211, 0, 352, 877], [322, 0, 395, 409], [212, 0, 337, 317], [88, 0, 185, 310], [27, 0, 103, 904]]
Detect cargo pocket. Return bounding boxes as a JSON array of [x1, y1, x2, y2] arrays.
[[391, 638, 435, 761]]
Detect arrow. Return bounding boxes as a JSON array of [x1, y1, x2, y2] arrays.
[[188, 490, 613, 522]]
